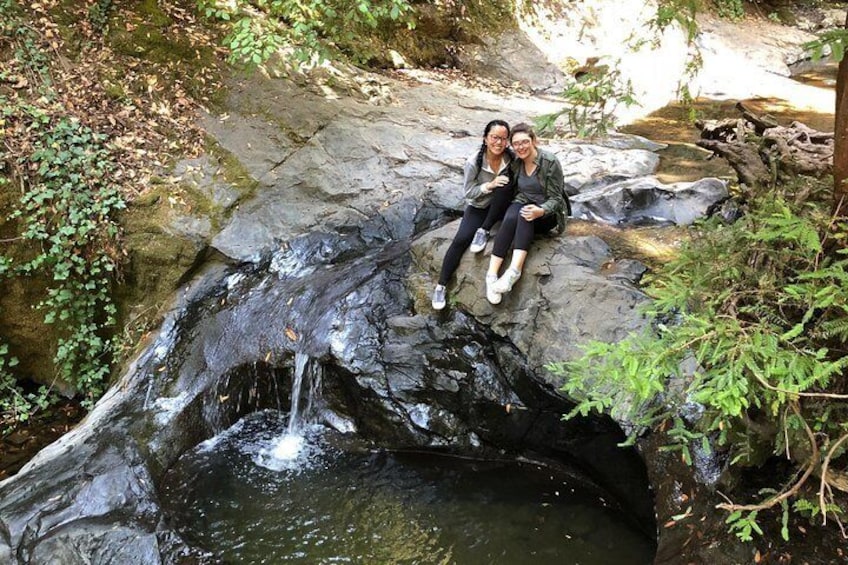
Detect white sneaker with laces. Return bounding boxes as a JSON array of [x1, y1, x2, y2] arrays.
[[432, 285, 447, 310], [485, 273, 501, 305], [492, 268, 521, 294], [469, 228, 488, 254]]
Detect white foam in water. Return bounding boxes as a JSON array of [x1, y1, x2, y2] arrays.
[[271, 433, 304, 460], [254, 424, 327, 473]]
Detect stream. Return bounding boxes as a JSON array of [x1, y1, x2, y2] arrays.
[[161, 411, 655, 564]]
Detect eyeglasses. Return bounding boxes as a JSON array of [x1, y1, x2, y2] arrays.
[[512, 139, 533, 148], [487, 135, 508, 144]]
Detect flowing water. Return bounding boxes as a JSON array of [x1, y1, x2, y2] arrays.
[[160, 411, 655, 564], [258, 351, 323, 467]]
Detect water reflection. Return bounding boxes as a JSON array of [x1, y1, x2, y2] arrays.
[[161, 411, 655, 564]]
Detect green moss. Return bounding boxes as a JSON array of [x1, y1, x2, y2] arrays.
[[103, 3, 224, 104], [112, 149, 254, 341], [113, 184, 205, 343], [102, 79, 126, 100], [109, 23, 192, 62], [360, 0, 518, 67], [204, 137, 260, 203], [135, 0, 172, 27]]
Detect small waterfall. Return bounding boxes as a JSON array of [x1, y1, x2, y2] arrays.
[[287, 351, 312, 434], [258, 351, 324, 469]]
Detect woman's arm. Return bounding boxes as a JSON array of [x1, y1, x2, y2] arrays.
[[538, 153, 565, 216], [462, 158, 490, 201]]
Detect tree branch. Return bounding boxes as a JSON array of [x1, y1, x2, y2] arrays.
[[819, 431, 848, 526], [716, 402, 817, 512]]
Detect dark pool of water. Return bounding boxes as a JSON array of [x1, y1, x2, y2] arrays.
[[160, 411, 655, 564]]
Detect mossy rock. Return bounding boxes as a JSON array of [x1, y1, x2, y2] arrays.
[[113, 183, 215, 336], [0, 178, 62, 389], [0, 276, 64, 391]]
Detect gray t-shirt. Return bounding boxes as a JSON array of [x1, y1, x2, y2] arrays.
[[518, 166, 545, 205]]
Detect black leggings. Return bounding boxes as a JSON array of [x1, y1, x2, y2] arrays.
[[491, 202, 557, 259], [438, 186, 513, 285]]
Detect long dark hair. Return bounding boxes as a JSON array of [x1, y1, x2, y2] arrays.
[[474, 119, 515, 171]]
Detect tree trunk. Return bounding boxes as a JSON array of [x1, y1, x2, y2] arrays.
[[832, 10, 848, 218]]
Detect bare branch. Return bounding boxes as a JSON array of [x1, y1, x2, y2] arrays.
[[716, 402, 817, 512], [819, 431, 848, 525]]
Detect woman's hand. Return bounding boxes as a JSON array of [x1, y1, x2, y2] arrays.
[[486, 175, 510, 193], [520, 204, 544, 221]]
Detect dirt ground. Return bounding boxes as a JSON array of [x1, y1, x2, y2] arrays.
[[1, 400, 84, 481], [620, 96, 835, 184]]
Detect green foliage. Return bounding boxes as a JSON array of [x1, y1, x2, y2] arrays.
[[715, 0, 745, 21], [804, 29, 848, 63], [549, 192, 848, 537], [652, 0, 700, 43], [195, 0, 415, 67], [88, 0, 114, 34], [1, 0, 127, 427], [793, 497, 843, 521], [3, 106, 126, 408], [650, 0, 703, 119], [0, 343, 29, 428], [0, 0, 52, 90], [537, 64, 638, 138], [725, 509, 763, 541]]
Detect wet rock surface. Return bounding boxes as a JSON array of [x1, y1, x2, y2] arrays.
[[0, 204, 656, 562]]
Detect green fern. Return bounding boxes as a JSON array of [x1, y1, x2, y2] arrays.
[[549, 193, 848, 540]]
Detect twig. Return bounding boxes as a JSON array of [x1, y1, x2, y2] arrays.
[[783, 404, 791, 460], [819, 431, 848, 525], [751, 370, 848, 400], [716, 402, 817, 512]]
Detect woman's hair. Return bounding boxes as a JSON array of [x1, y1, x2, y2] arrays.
[[475, 119, 515, 170], [509, 122, 536, 142]]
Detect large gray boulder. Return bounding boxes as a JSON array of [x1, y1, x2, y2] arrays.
[[195, 68, 727, 263]]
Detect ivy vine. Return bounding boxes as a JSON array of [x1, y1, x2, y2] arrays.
[[1, 0, 127, 426]]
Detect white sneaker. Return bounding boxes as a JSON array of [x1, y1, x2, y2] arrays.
[[485, 273, 501, 305], [492, 268, 521, 294], [432, 285, 446, 310], [469, 228, 488, 253]]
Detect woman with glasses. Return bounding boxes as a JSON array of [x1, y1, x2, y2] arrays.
[[485, 122, 568, 305], [432, 119, 515, 310]]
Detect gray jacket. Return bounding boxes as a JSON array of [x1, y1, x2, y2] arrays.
[[463, 151, 513, 208], [511, 147, 569, 234]]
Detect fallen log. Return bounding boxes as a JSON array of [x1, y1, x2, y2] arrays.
[[697, 102, 834, 186], [696, 138, 772, 186]]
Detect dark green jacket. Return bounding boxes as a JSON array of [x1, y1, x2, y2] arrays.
[[510, 147, 570, 234]]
